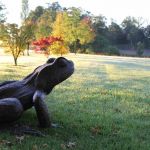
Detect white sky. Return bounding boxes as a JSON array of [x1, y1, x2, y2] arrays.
[[1, 0, 150, 26]]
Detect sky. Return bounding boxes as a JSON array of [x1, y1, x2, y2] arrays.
[[1, 0, 150, 26]]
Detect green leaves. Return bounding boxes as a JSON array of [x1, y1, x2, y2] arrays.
[[21, 0, 29, 22], [0, 23, 29, 65], [0, 1, 6, 23], [52, 8, 95, 53]]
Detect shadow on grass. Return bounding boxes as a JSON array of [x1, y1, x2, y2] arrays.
[[0, 110, 47, 137]]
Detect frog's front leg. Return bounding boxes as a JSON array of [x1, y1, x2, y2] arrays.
[[0, 98, 23, 123], [33, 90, 52, 128]]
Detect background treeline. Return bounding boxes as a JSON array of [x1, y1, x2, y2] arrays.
[[1, 1, 150, 58]]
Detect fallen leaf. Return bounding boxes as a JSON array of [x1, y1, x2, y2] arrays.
[[32, 144, 38, 150], [0, 140, 13, 147], [16, 135, 25, 144], [114, 108, 122, 113], [60, 143, 66, 149], [90, 126, 102, 135], [42, 143, 48, 148], [66, 142, 76, 148]]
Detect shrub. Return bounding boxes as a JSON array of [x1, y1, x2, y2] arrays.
[[48, 41, 69, 56], [85, 48, 94, 54], [77, 49, 85, 54], [136, 42, 144, 57], [105, 46, 120, 55]]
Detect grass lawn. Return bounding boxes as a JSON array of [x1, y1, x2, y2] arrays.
[[0, 53, 150, 150]]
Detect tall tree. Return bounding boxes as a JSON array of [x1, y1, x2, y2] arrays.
[[47, 2, 62, 21], [21, 0, 29, 22], [108, 21, 127, 45], [35, 10, 53, 39], [52, 8, 95, 53], [121, 17, 139, 48], [143, 25, 150, 48], [27, 6, 44, 23], [21, 0, 31, 55], [121, 16, 145, 48], [26, 3, 61, 40], [0, 1, 6, 23], [91, 15, 109, 51], [21, 22, 36, 55]]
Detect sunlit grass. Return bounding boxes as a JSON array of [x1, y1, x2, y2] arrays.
[[0, 53, 150, 150]]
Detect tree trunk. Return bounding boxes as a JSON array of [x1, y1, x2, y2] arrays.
[[13, 57, 17, 66], [74, 43, 77, 55], [27, 42, 30, 56], [22, 51, 25, 56]]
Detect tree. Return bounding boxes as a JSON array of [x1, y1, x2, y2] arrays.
[[24, 3, 62, 55], [143, 25, 150, 48], [91, 15, 109, 52], [35, 10, 53, 39], [144, 25, 150, 38], [108, 21, 126, 45], [27, 6, 44, 23], [48, 41, 69, 56], [136, 41, 144, 56], [76, 16, 95, 53], [121, 16, 146, 49], [26, 3, 61, 40], [21, 0, 35, 56], [25, 6, 45, 43], [20, 2, 150, 55], [121, 17, 139, 48], [52, 8, 95, 53], [78, 16, 95, 44], [21, 0, 29, 23], [21, 22, 36, 55], [46, 2, 62, 21], [0, 24, 28, 65], [32, 36, 63, 56], [0, 1, 6, 23]]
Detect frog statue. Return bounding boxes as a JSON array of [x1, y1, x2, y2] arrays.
[[0, 57, 74, 128]]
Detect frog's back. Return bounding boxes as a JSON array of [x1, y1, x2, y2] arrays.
[[0, 80, 36, 110]]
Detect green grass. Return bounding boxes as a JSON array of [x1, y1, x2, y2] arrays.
[[0, 53, 150, 150]]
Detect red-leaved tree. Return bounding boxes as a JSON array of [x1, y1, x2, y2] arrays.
[[32, 36, 63, 55]]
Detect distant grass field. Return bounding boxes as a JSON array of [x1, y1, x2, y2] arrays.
[[0, 53, 150, 150]]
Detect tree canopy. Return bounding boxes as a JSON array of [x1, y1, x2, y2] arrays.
[[0, 23, 29, 65], [1, 1, 150, 59], [21, 0, 29, 22], [0, 1, 6, 23]]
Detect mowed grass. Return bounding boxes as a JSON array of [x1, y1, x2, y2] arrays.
[[0, 53, 150, 150]]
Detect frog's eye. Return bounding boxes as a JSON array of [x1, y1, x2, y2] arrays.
[[46, 58, 56, 64]]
